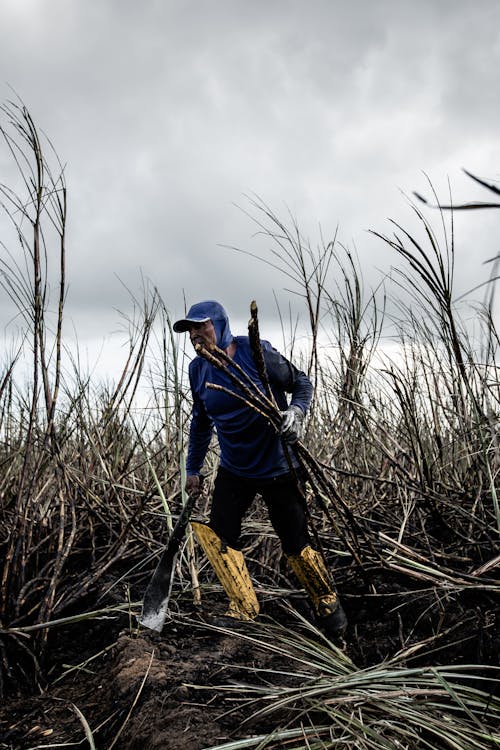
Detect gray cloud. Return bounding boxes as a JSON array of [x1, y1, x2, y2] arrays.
[[1, 0, 499, 369]]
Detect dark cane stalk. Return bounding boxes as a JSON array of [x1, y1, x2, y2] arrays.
[[195, 303, 383, 574]]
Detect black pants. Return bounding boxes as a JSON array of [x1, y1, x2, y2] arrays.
[[209, 467, 311, 555]]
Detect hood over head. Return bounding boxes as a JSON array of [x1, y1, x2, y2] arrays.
[[173, 300, 233, 349]]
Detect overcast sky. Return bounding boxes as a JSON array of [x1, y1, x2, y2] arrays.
[[1, 0, 500, 379]]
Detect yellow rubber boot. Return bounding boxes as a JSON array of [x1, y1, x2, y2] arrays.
[[191, 522, 260, 621], [287, 546, 347, 636]]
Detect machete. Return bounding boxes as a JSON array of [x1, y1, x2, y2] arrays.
[[138, 492, 198, 631]]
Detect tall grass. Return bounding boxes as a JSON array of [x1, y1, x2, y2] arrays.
[[0, 106, 498, 745], [0, 103, 192, 697]]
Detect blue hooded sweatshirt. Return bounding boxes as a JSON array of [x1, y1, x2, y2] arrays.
[[181, 301, 313, 479]]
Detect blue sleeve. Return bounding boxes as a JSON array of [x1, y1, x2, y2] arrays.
[[263, 344, 313, 414], [186, 364, 213, 475]]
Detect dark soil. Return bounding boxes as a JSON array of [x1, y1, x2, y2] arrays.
[[1, 571, 499, 750], [1, 603, 306, 750]]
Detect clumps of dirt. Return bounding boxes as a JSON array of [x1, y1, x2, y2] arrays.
[[100, 633, 219, 749], [108, 617, 301, 750], [0, 612, 296, 750], [1, 577, 498, 750]]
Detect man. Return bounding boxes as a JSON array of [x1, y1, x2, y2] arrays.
[[173, 300, 347, 638]]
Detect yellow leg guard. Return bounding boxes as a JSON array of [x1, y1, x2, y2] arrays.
[[287, 546, 338, 618], [191, 522, 260, 621]]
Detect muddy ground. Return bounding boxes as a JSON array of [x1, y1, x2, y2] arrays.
[[1, 569, 498, 750]]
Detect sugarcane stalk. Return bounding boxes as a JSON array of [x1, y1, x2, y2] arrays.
[[195, 343, 277, 417], [205, 341, 277, 412], [244, 304, 362, 572], [246, 304, 338, 567], [206, 382, 281, 426], [248, 299, 278, 410], [196, 307, 382, 571]]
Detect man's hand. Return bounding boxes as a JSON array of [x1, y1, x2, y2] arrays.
[[185, 474, 203, 497], [280, 405, 304, 444]]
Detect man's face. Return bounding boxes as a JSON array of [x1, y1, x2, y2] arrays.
[[188, 320, 217, 349]]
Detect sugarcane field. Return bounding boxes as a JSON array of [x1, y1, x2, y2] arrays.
[[0, 102, 499, 750]]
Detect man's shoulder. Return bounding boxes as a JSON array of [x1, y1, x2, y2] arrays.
[[188, 356, 209, 381], [188, 357, 200, 373], [234, 335, 274, 351], [234, 335, 250, 346]]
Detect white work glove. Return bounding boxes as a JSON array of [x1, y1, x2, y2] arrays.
[[280, 405, 304, 444]]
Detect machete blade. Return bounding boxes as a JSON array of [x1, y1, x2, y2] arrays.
[[138, 493, 198, 631]]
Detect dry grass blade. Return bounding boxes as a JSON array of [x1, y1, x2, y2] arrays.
[[70, 704, 97, 750], [415, 168, 500, 209], [107, 649, 155, 750], [380, 533, 500, 591], [198, 617, 500, 750]]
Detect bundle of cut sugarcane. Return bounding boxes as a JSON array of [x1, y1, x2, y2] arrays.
[[139, 301, 379, 632], [198, 300, 381, 572]]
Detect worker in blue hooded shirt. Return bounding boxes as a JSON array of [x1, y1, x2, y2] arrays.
[[173, 300, 347, 637]]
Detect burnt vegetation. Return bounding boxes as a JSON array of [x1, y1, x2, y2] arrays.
[[0, 105, 499, 749]]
